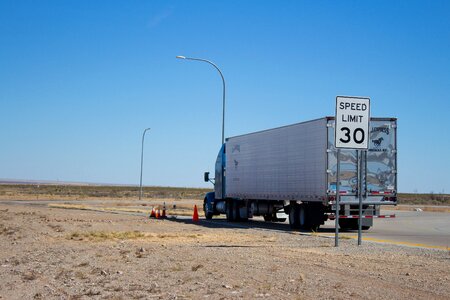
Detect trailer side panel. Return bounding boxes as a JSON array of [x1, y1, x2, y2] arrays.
[[225, 118, 328, 201]]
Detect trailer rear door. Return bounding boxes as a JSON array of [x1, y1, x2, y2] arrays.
[[366, 119, 397, 195], [327, 118, 397, 201]]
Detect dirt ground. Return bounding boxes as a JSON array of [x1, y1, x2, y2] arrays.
[[0, 200, 449, 300]]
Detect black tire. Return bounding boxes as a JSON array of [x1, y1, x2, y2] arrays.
[[238, 202, 248, 222], [362, 226, 371, 230], [307, 204, 324, 231], [298, 204, 308, 230], [226, 199, 234, 222], [289, 204, 300, 229], [226, 199, 242, 222], [298, 204, 321, 231], [203, 201, 213, 220], [232, 200, 241, 221]]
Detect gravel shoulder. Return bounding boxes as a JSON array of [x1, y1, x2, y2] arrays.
[[0, 201, 449, 300]]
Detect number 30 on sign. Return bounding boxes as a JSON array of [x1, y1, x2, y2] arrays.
[[335, 96, 370, 149]]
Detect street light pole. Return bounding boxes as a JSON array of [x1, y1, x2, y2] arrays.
[[139, 128, 151, 200], [176, 55, 226, 145]]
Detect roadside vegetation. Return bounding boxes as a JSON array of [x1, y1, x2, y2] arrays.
[[0, 184, 211, 201], [398, 193, 450, 206], [0, 184, 448, 206]]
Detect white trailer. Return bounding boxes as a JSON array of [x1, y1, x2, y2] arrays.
[[203, 117, 397, 230]]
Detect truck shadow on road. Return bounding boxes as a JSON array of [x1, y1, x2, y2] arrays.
[[164, 216, 344, 234]]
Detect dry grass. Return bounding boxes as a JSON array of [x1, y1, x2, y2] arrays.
[[69, 231, 146, 241], [398, 193, 450, 206], [48, 203, 196, 217], [420, 206, 450, 212], [67, 231, 205, 243], [383, 205, 450, 213], [0, 224, 17, 236], [0, 184, 211, 201], [48, 204, 91, 210], [66, 230, 270, 247]]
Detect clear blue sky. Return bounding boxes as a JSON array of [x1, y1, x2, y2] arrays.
[[1, 1, 449, 193]]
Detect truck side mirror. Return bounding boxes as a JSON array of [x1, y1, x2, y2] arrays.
[[204, 172, 210, 182]]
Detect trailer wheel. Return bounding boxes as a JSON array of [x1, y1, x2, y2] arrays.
[[238, 202, 248, 222], [298, 204, 308, 229], [306, 204, 323, 231], [289, 203, 300, 229]]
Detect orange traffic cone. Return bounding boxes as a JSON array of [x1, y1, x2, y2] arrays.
[[156, 208, 161, 219], [150, 207, 156, 218], [192, 205, 199, 222]]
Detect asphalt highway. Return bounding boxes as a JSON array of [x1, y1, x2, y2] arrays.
[[169, 209, 450, 250], [320, 210, 450, 250]]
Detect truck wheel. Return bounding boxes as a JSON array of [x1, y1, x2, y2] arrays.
[[298, 204, 320, 231], [226, 199, 234, 222], [298, 204, 308, 229], [226, 199, 241, 222], [203, 201, 213, 220], [237, 202, 248, 222], [232, 200, 242, 221], [362, 226, 371, 230], [306, 204, 323, 231], [289, 204, 300, 229]]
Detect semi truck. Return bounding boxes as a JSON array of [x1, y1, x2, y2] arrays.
[[203, 117, 397, 230]]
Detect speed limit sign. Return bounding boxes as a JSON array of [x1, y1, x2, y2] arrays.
[[335, 96, 370, 149]]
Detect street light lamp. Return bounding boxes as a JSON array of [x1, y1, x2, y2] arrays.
[[139, 127, 151, 200], [176, 55, 226, 145]]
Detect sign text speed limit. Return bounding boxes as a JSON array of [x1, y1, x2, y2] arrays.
[[335, 96, 370, 149]]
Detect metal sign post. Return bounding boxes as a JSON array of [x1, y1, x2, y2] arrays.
[[335, 149, 341, 247], [335, 96, 370, 247], [358, 150, 362, 245]]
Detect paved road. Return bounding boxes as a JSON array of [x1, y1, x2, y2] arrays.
[[153, 209, 450, 250], [320, 210, 450, 250], [204, 210, 450, 250]]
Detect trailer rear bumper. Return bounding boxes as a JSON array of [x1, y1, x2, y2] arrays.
[[328, 194, 397, 205]]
